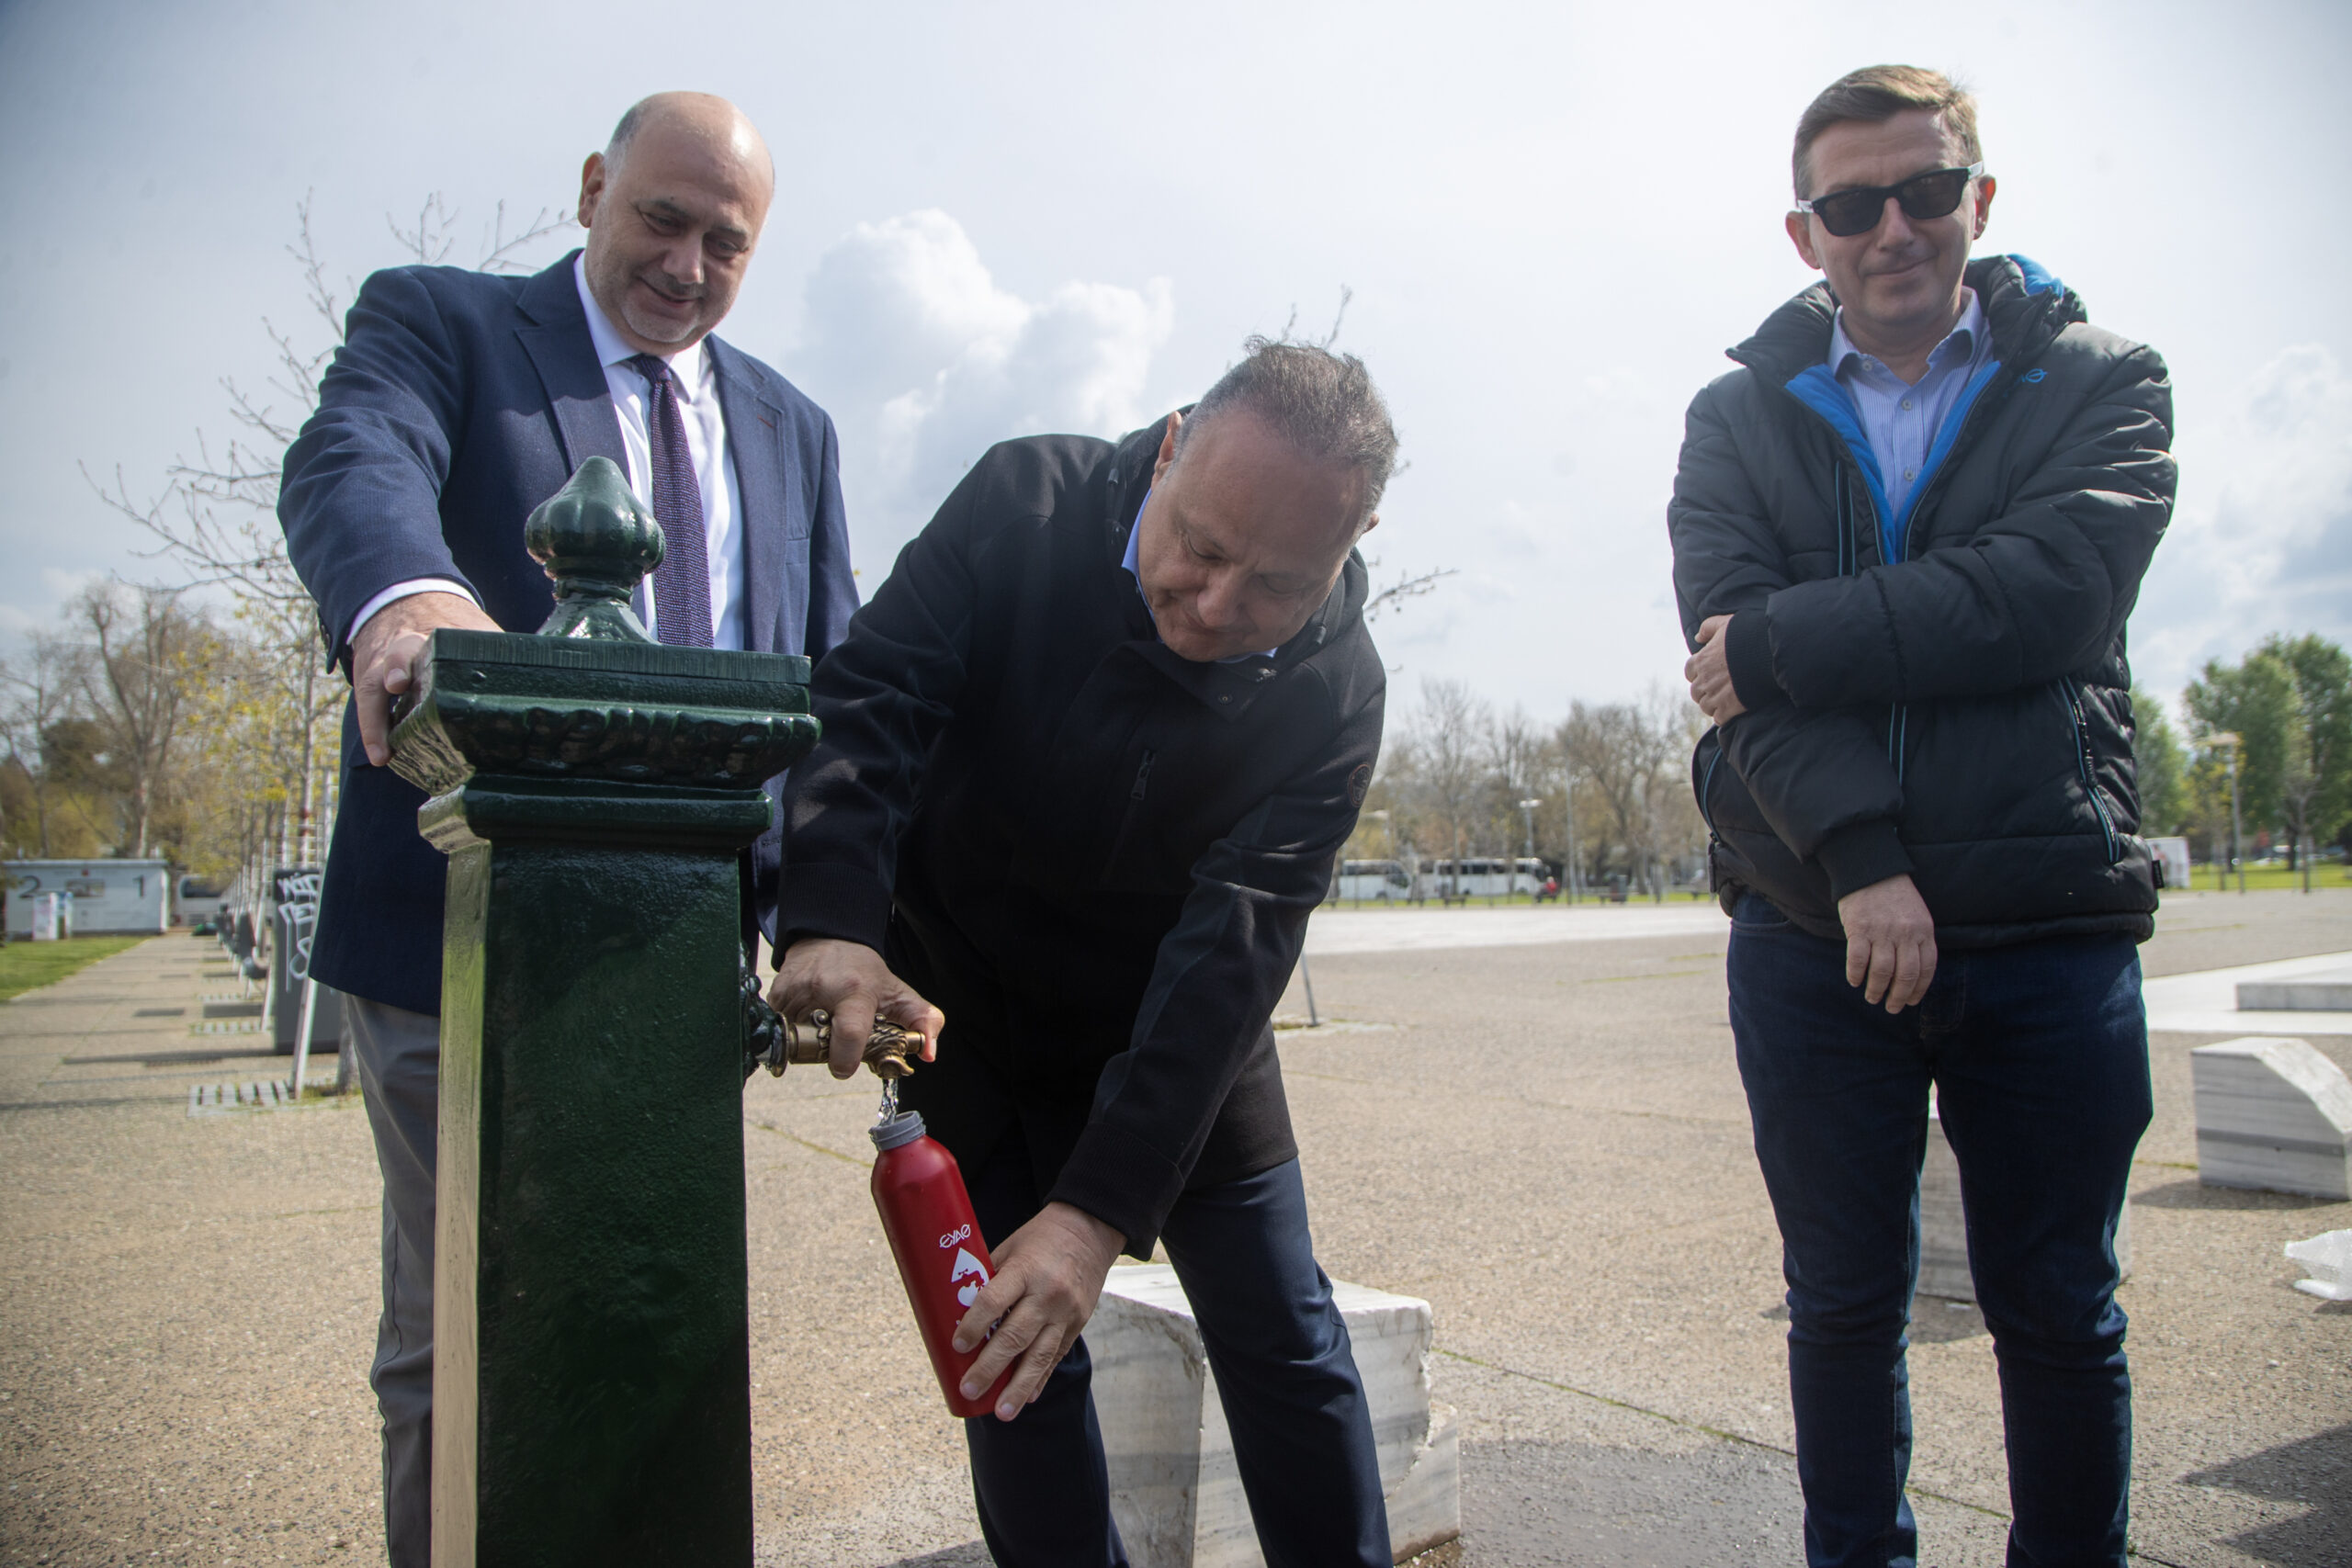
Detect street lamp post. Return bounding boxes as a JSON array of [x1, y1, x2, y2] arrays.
[[1363, 810, 1391, 907], [2205, 732, 2245, 894], [2227, 739, 2245, 895], [1518, 798, 1543, 904], [1563, 773, 1582, 904]]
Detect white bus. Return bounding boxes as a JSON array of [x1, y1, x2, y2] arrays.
[[176, 875, 228, 926], [1426, 857, 1545, 900], [1335, 859, 1411, 902]]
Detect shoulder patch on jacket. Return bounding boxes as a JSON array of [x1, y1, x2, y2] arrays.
[[1348, 763, 1373, 807]]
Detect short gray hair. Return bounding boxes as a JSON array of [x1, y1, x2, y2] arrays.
[[1175, 337, 1398, 525], [606, 98, 655, 164]]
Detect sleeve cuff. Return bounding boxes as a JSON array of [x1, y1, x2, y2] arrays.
[[347, 578, 481, 653], [1724, 609, 1790, 711], [1046, 1123, 1185, 1259], [1815, 819, 1915, 902], [775, 861, 897, 953]]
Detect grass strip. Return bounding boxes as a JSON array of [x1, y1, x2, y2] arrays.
[[0, 936, 149, 1002]]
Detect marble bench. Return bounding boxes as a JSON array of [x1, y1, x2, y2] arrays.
[[1089, 1264, 1460, 1567], [2192, 1036, 2352, 1201], [2236, 969, 2352, 1012]]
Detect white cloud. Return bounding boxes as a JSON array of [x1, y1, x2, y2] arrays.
[[40, 567, 101, 604], [2135, 343, 2352, 696], [792, 210, 1174, 576]]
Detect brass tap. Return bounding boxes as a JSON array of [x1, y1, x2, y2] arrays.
[[743, 957, 922, 1082], [786, 1010, 922, 1079]]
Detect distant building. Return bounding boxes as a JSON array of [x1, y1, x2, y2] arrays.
[[4, 860, 172, 937]]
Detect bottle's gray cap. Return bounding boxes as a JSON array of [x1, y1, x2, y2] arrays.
[[870, 1110, 928, 1151]]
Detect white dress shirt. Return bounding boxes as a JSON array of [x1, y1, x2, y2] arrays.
[[1826, 288, 1992, 525], [347, 256, 746, 650]]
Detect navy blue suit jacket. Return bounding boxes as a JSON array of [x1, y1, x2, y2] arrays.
[[280, 251, 858, 1015]]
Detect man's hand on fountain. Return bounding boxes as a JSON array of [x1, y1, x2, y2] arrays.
[[769, 938, 944, 1078], [350, 592, 501, 767], [951, 1201, 1125, 1422]]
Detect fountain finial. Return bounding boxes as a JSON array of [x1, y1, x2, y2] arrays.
[[524, 456, 663, 641]]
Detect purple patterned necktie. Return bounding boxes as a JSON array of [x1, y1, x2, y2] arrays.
[[628, 353, 712, 648]]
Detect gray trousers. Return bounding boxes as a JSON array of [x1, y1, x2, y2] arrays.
[[348, 996, 439, 1568]]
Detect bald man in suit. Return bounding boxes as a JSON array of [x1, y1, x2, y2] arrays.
[[279, 93, 856, 1562]]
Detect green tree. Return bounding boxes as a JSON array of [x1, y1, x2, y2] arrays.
[[2187, 649, 2297, 857], [2262, 633, 2352, 859], [2130, 687, 2188, 838]]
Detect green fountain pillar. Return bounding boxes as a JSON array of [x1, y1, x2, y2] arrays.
[[388, 457, 819, 1567]]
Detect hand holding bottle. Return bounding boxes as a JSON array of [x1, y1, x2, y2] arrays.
[[950, 1201, 1125, 1422]]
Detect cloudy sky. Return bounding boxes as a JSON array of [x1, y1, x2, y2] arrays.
[[2, 0, 2345, 722]]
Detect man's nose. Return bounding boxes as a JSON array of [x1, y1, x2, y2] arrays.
[[1193, 570, 1248, 629], [1873, 197, 1918, 245], [661, 235, 706, 285]]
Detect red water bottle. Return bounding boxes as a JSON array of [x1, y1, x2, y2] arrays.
[[870, 1109, 1013, 1417]]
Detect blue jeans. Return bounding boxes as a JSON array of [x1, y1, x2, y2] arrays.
[[960, 1133, 1391, 1568], [1726, 894, 2149, 1568]]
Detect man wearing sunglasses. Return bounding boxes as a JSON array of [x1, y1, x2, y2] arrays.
[[1669, 65, 2174, 1568]]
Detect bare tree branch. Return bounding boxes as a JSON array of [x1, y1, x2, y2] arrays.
[[478, 198, 570, 275], [1363, 564, 1458, 623]]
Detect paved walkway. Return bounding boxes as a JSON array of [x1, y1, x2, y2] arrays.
[[1305, 903, 1725, 955], [2, 893, 2348, 1565]]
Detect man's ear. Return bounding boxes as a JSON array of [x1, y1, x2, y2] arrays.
[[1359, 511, 1382, 539], [1151, 411, 1183, 484], [1785, 209, 1822, 271], [1972, 175, 1997, 240], [577, 152, 606, 230]]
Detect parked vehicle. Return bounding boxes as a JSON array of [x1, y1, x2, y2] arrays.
[[176, 875, 228, 927], [1427, 857, 1544, 901], [1335, 859, 1412, 902]]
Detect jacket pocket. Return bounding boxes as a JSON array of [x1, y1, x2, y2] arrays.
[[1101, 749, 1158, 882], [2059, 678, 2122, 864], [1697, 737, 1724, 839]]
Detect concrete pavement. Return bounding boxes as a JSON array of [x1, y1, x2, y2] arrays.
[[1, 891, 2346, 1565]]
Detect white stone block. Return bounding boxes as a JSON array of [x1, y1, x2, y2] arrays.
[[2193, 1037, 2352, 1201], [2236, 969, 2352, 1012], [1090, 1264, 1460, 1568], [1914, 1102, 2132, 1305], [1916, 1106, 1973, 1303]]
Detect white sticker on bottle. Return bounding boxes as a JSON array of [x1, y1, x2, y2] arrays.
[[951, 1247, 989, 1308]]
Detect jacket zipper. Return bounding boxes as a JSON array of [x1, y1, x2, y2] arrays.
[[1786, 360, 2016, 776], [2062, 678, 2121, 864], [1698, 746, 1724, 838], [1103, 749, 1157, 875], [1835, 465, 1855, 578]]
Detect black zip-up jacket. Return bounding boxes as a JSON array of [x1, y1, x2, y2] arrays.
[[779, 418, 1385, 1253], [1669, 254, 2175, 948]]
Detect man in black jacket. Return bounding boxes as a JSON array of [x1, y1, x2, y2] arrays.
[[1670, 67, 2174, 1568], [773, 340, 1395, 1567]]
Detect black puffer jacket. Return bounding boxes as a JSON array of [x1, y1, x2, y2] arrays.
[[1669, 254, 2176, 948], [781, 419, 1385, 1254]]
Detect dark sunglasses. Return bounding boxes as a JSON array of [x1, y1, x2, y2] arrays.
[[1796, 163, 1984, 238]]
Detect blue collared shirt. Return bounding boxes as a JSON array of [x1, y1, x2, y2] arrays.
[[1826, 288, 1992, 523], [1121, 489, 1278, 661]]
